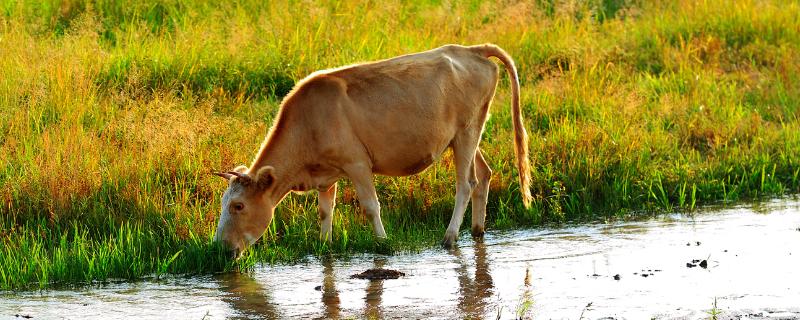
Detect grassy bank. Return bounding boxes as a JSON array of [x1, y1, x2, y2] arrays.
[[1, 0, 799, 290]]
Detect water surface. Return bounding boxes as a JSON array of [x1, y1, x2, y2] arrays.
[[3, 199, 800, 319]]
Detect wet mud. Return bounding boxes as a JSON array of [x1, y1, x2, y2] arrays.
[[350, 268, 406, 280]]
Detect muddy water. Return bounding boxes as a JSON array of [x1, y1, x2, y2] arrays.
[[3, 199, 800, 319]]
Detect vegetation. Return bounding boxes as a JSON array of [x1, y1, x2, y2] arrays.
[[1, 0, 799, 290]]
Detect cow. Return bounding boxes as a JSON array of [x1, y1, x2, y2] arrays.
[[213, 44, 531, 258]]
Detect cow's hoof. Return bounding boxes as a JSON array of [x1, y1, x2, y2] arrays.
[[441, 233, 458, 249], [471, 226, 485, 238]]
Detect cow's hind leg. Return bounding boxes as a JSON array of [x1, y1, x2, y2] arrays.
[[345, 164, 388, 239], [442, 132, 481, 248], [318, 182, 338, 241], [471, 149, 492, 237]]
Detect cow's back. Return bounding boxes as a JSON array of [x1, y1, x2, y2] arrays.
[[313, 45, 500, 176]]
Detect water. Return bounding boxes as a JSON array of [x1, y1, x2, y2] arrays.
[[3, 199, 800, 319]]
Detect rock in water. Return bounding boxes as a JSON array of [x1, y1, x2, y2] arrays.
[[350, 268, 406, 280]]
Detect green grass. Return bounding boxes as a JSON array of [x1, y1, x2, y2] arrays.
[[1, 0, 800, 290], [706, 297, 721, 319]]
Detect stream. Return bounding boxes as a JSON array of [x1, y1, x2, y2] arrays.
[[3, 198, 800, 319]]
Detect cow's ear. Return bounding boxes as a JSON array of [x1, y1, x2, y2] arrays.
[[255, 166, 275, 190]]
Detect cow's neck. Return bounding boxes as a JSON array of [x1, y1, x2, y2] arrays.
[[249, 130, 318, 199]]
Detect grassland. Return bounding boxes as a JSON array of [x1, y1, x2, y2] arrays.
[[1, 0, 799, 290]]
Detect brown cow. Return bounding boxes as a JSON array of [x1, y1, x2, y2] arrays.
[[213, 44, 531, 257]]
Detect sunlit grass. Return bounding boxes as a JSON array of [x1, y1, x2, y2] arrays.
[[1, 0, 799, 289]]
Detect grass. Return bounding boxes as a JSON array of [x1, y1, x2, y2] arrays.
[[1, 0, 799, 290], [706, 297, 721, 320]]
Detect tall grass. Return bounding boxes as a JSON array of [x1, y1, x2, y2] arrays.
[[1, 0, 799, 289]]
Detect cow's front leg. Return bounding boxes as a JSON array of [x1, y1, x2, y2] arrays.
[[345, 164, 387, 238], [318, 182, 338, 242]]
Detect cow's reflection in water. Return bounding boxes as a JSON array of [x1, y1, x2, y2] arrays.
[[318, 241, 495, 319], [319, 256, 386, 319], [452, 239, 495, 318], [363, 258, 386, 319], [216, 272, 280, 320], [320, 256, 341, 319], [216, 241, 495, 319]]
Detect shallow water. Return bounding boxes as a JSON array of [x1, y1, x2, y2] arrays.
[[3, 198, 800, 319]]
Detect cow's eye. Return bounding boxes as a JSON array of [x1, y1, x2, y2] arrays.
[[232, 203, 244, 211]]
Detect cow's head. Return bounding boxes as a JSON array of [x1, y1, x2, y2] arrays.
[[213, 165, 276, 259]]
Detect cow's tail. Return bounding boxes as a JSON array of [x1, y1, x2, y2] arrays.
[[471, 44, 531, 208]]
